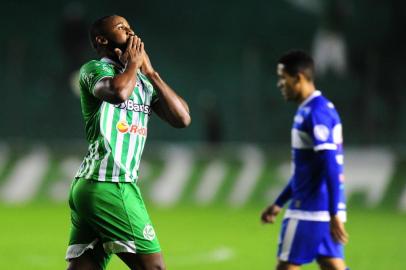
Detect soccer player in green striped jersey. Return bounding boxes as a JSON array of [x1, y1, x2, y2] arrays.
[[65, 15, 191, 270]]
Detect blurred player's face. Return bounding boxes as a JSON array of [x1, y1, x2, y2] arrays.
[[277, 64, 301, 102], [101, 16, 135, 52]]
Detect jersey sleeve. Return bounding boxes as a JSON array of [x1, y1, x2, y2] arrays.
[[318, 150, 340, 215], [274, 180, 293, 207], [79, 61, 115, 97], [151, 87, 159, 104], [308, 103, 342, 215], [307, 106, 337, 152]]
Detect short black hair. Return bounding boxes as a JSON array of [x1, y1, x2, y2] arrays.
[[89, 15, 115, 49], [278, 50, 315, 81]]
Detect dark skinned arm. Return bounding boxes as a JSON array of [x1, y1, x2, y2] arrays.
[[142, 51, 191, 128]]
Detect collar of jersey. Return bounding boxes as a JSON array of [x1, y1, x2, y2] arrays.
[[100, 57, 125, 72], [299, 90, 321, 108]]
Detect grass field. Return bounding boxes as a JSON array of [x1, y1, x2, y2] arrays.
[[0, 203, 404, 270]]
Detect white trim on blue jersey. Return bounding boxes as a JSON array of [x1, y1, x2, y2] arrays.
[[298, 90, 321, 109], [291, 129, 313, 149], [279, 218, 299, 261], [314, 143, 338, 151], [286, 90, 346, 221], [284, 209, 347, 222]]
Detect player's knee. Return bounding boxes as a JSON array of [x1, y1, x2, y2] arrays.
[[139, 253, 166, 270], [66, 256, 99, 270], [276, 260, 299, 270], [144, 261, 166, 270], [317, 258, 346, 270]]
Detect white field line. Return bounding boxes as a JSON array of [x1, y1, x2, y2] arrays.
[[150, 145, 194, 206], [0, 146, 49, 203], [49, 157, 82, 201], [265, 161, 291, 202], [268, 148, 395, 208], [228, 145, 265, 207], [344, 148, 395, 207], [0, 143, 9, 175], [169, 246, 234, 267], [398, 186, 406, 212], [195, 159, 227, 205]]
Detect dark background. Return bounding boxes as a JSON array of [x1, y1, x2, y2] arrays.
[[1, 0, 405, 145]]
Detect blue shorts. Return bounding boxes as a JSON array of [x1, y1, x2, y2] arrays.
[[277, 218, 344, 265]]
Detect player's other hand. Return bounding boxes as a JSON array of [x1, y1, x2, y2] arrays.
[[114, 35, 144, 69], [260, 204, 281, 224], [141, 50, 155, 77], [330, 215, 349, 244]]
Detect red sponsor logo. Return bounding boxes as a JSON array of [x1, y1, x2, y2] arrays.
[[116, 120, 147, 136]]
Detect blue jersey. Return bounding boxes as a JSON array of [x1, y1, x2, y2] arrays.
[[275, 91, 346, 222]]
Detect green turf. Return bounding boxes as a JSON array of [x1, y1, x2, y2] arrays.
[[0, 203, 404, 269]]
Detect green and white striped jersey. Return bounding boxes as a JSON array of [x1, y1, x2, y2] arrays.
[[75, 58, 158, 182]]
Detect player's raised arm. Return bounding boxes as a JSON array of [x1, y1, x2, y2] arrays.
[[93, 36, 144, 104], [141, 50, 191, 128]]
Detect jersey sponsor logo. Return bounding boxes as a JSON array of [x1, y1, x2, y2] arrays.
[[143, 224, 156, 241], [116, 120, 129, 133], [294, 115, 304, 124], [313, 125, 330, 141], [115, 100, 152, 115], [116, 120, 147, 136]]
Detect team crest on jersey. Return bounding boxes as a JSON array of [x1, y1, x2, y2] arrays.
[[294, 115, 304, 124], [313, 125, 330, 141], [143, 224, 156, 241]]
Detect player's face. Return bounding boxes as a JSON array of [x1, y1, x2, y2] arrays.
[[277, 64, 300, 102], [102, 16, 135, 52]]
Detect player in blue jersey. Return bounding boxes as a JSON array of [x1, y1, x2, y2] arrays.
[[261, 50, 349, 270]]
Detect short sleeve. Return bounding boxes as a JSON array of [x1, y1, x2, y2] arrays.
[[79, 61, 115, 96], [308, 107, 337, 151], [151, 87, 159, 104]]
